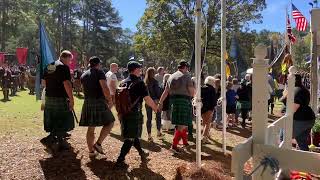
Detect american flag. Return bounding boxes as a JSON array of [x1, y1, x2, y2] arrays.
[[287, 15, 296, 43], [292, 4, 308, 31]]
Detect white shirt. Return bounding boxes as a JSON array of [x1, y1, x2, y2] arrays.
[[106, 71, 117, 95]]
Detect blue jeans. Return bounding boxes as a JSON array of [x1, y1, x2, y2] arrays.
[[215, 105, 222, 125], [146, 105, 161, 134], [293, 120, 315, 151]]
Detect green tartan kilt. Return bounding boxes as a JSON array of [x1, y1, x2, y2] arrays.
[[236, 101, 251, 110], [44, 97, 75, 133], [170, 95, 192, 126], [120, 111, 143, 139], [79, 98, 115, 127]]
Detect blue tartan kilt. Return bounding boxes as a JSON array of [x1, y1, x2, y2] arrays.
[[170, 95, 192, 126], [44, 97, 75, 133], [79, 98, 115, 127]]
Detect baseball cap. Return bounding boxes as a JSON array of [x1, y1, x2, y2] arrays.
[[127, 61, 142, 72], [178, 60, 190, 69], [89, 56, 102, 67]]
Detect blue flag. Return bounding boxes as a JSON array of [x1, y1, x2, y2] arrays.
[[35, 22, 56, 100]]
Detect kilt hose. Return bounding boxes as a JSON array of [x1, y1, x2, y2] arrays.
[[170, 95, 192, 126], [44, 97, 75, 133], [79, 98, 115, 127]]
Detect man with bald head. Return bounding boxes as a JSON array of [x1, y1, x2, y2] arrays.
[[106, 63, 119, 103]]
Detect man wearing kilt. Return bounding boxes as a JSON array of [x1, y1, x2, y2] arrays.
[[79, 57, 115, 158], [41, 50, 75, 151], [159, 61, 195, 153], [115, 61, 158, 167]]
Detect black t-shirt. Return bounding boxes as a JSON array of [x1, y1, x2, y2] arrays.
[[121, 74, 149, 111], [45, 63, 71, 98], [201, 84, 217, 114], [294, 86, 315, 121], [81, 68, 106, 99]]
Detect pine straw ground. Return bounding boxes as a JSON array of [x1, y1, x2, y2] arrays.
[[0, 91, 252, 180]]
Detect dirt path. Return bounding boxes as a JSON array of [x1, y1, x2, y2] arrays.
[[0, 121, 251, 180]]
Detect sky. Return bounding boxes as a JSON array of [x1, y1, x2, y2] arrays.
[[112, 0, 313, 32]]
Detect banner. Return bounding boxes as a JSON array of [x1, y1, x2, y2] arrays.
[[16, 48, 28, 65], [69, 51, 78, 72], [36, 22, 56, 100], [0, 52, 5, 65]]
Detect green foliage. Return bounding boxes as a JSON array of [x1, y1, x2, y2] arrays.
[[0, 0, 133, 67], [134, 0, 266, 72], [312, 119, 320, 133]]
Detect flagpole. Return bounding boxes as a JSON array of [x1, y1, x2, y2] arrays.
[[195, 0, 202, 168], [221, 0, 227, 154]]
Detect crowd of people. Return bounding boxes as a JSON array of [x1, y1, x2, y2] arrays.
[[0, 50, 316, 168]]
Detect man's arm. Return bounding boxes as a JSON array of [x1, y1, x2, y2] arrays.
[[188, 86, 196, 97], [109, 80, 117, 95], [159, 85, 169, 105], [63, 80, 74, 110], [99, 79, 113, 107]]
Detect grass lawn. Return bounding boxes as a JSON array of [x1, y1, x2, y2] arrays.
[[0, 90, 251, 179]]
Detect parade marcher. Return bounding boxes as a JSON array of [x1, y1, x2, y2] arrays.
[[213, 76, 222, 130], [115, 61, 158, 167], [226, 81, 237, 127], [10, 67, 19, 96], [161, 74, 175, 131], [293, 74, 315, 151], [18, 66, 26, 90], [41, 50, 75, 151], [106, 63, 118, 104], [144, 67, 163, 142], [236, 80, 251, 128], [1, 63, 11, 101], [27, 67, 36, 95], [73, 68, 82, 96], [155, 67, 165, 87], [159, 60, 195, 153], [201, 76, 217, 143], [79, 57, 115, 157]]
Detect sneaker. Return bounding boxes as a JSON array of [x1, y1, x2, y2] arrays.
[[58, 140, 70, 151], [140, 151, 150, 162], [171, 146, 181, 154], [94, 143, 105, 154], [40, 135, 55, 147], [89, 151, 98, 158], [114, 159, 128, 169], [147, 137, 154, 142]]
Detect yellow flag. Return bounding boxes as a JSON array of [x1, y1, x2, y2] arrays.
[[226, 64, 231, 77]]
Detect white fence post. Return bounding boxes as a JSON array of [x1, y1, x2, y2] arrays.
[[284, 66, 296, 149], [251, 44, 272, 180]]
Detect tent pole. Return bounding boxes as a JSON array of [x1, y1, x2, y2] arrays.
[[195, 0, 202, 168], [221, 0, 227, 154]]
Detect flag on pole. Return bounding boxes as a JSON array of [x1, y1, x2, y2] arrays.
[[287, 14, 296, 43], [35, 22, 56, 100], [292, 4, 308, 31]]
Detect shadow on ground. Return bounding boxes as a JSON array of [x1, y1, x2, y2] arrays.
[[39, 147, 87, 180]]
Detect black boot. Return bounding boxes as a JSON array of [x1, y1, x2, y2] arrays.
[[133, 138, 149, 161], [116, 139, 133, 167]]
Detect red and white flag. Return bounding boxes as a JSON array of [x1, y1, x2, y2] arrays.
[[292, 4, 308, 31], [287, 15, 296, 43]]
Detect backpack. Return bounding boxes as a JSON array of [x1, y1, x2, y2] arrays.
[[115, 80, 140, 117]]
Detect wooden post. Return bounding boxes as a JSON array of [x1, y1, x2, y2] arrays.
[[251, 44, 271, 180], [310, 9, 320, 113]]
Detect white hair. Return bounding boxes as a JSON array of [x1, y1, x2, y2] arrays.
[[204, 76, 215, 87]]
